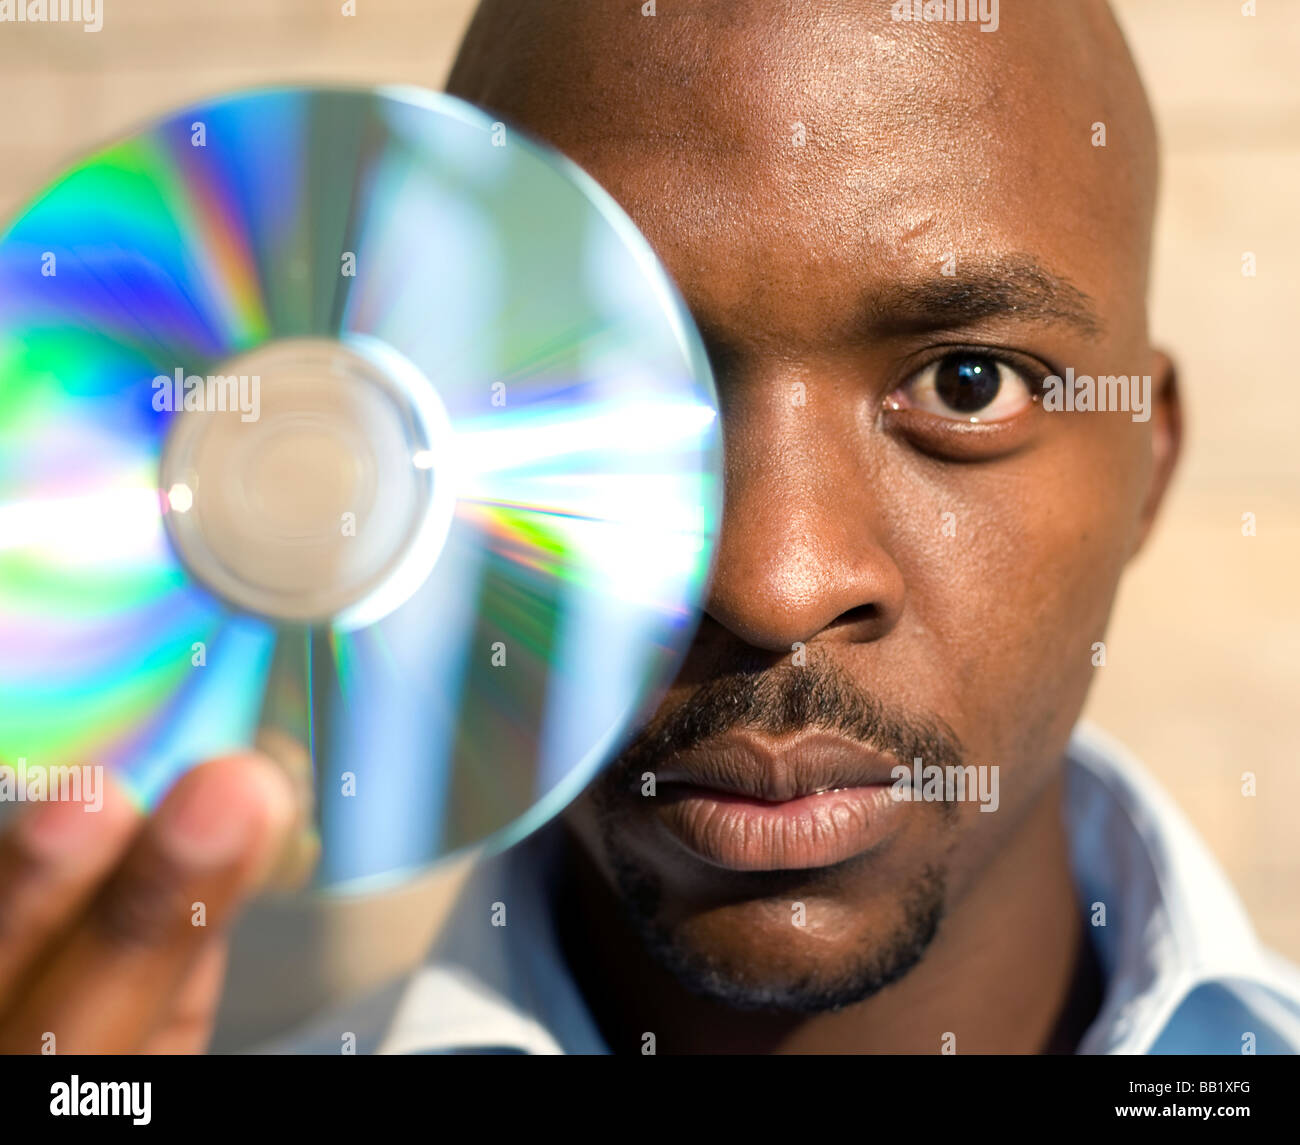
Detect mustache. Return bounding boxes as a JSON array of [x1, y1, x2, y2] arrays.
[[606, 656, 966, 783]]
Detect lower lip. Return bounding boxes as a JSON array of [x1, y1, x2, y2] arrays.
[[656, 784, 905, 872]]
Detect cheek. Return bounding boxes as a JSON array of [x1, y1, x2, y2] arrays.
[[894, 420, 1144, 766]]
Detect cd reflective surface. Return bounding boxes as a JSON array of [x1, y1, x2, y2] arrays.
[[0, 86, 722, 891]]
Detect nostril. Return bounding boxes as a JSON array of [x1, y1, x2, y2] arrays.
[[828, 603, 881, 630]]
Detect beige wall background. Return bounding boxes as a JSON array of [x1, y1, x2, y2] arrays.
[[0, 1, 1295, 1049]]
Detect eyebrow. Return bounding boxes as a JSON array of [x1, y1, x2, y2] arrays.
[[860, 256, 1106, 341]]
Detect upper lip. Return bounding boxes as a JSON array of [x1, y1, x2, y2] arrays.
[[653, 731, 900, 803]]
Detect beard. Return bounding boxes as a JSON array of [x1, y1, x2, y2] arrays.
[[575, 655, 964, 1014]]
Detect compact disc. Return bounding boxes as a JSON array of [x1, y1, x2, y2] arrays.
[[0, 86, 722, 891]]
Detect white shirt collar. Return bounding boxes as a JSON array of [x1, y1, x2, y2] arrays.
[[1063, 723, 1300, 1053], [274, 722, 1300, 1054], [375, 821, 601, 1055]]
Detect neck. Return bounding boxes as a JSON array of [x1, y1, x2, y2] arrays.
[[556, 767, 1102, 1053]]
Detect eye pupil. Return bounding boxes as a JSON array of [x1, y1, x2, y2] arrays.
[[935, 354, 1001, 412]]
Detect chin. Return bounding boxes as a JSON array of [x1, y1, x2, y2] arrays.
[[635, 872, 949, 1014]]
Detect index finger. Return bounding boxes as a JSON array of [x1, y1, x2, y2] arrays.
[[0, 754, 295, 1054]]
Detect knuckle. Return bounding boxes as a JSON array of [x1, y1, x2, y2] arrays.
[[88, 860, 192, 951]]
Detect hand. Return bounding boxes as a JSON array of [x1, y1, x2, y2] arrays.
[[0, 754, 298, 1053]]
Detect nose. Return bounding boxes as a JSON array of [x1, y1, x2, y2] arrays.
[[702, 376, 906, 653]]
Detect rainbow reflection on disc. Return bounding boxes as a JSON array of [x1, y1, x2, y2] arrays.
[[0, 86, 721, 892]]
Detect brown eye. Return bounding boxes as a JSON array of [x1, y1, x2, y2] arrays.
[[934, 354, 1000, 411], [888, 352, 1035, 422]]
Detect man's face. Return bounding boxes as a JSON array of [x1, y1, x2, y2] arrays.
[[453, 1, 1178, 1010]]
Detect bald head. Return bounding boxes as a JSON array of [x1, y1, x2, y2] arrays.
[[448, 0, 1159, 305]]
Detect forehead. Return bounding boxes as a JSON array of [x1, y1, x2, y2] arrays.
[[478, 2, 1153, 347]]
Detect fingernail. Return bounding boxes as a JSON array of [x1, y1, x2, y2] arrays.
[[15, 767, 121, 861], [19, 795, 102, 859], [156, 770, 255, 868]]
